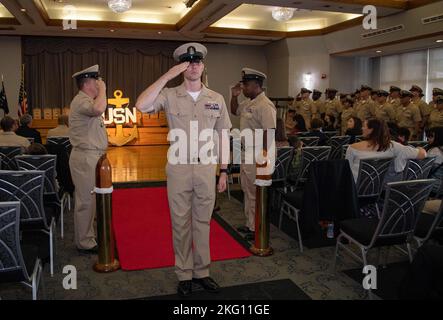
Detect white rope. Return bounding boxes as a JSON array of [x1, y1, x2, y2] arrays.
[[92, 186, 114, 194], [255, 179, 272, 187]]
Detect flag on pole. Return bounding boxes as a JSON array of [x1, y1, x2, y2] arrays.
[[0, 75, 9, 115], [18, 64, 28, 118]]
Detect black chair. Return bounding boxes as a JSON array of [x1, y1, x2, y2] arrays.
[[0, 146, 23, 170], [299, 136, 319, 147], [46, 136, 72, 154], [403, 157, 436, 181], [328, 135, 351, 160], [15, 155, 63, 239], [334, 179, 435, 299], [26, 138, 34, 145], [408, 141, 428, 149], [415, 201, 443, 247], [0, 201, 43, 300], [323, 131, 338, 139], [342, 144, 350, 159], [355, 135, 364, 142], [293, 146, 331, 189], [0, 170, 55, 276], [356, 157, 394, 218]]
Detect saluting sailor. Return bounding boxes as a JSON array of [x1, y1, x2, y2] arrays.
[[136, 43, 232, 297]]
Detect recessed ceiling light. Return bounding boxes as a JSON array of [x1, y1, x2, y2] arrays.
[[20, 8, 26, 12], [157, 31, 162, 34], [110, 29, 115, 32], [376, 50, 382, 53], [436, 40, 443, 43]]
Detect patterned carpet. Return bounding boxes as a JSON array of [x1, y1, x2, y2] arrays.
[[0, 184, 408, 300]]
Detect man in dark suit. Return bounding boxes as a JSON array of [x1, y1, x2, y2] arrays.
[[15, 114, 42, 144]]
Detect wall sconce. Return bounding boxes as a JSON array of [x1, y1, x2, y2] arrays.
[[303, 72, 313, 88]]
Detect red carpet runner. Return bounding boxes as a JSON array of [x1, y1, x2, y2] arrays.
[[112, 187, 252, 271]]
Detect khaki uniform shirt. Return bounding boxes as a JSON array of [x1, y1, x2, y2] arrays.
[[429, 108, 443, 128], [47, 125, 70, 137], [294, 98, 315, 128], [69, 91, 108, 151], [312, 100, 323, 118], [341, 108, 356, 134], [388, 97, 401, 110], [396, 103, 422, 129], [375, 102, 396, 122], [0, 132, 30, 148], [150, 83, 232, 162], [324, 98, 341, 119], [413, 98, 431, 119], [355, 98, 376, 122]]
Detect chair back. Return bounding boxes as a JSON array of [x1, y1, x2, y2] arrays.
[[355, 135, 364, 142], [272, 147, 294, 184], [46, 136, 72, 154], [403, 157, 436, 181], [296, 146, 331, 187], [418, 201, 443, 245], [328, 135, 351, 160], [323, 131, 338, 139], [408, 141, 428, 149], [0, 170, 47, 228], [15, 155, 58, 195], [342, 144, 350, 159], [0, 146, 22, 170], [356, 157, 394, 198], [369, 179, 435, 247], [299, 136, 319, 147], [0, 201, 30, 281]]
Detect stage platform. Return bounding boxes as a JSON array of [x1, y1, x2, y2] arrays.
[[107, 145, 168, 183]]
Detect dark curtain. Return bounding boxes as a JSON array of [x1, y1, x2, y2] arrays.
[[23, 36, 183, 112]]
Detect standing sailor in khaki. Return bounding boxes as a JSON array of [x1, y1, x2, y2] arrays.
[[388, 86, 401, 110], [136, 43, 231, 297], [355, 85, 376, 122], [410, 85, 431, 135], [375, 90, 396, 123], [69, 65, 108, 254], [312, 89, 323, 119], [396, 90, 422, 140], [429, 88, 443, 112], [294, 88, 314, 129], [324, 88, 341, 126], [429, 95, 443, 128], [340, 96, 356, 135], [231, 68, 277, 241]]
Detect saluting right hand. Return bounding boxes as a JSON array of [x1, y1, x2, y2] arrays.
[[165, 62, 190, 81], [231, 83, 242, 97], [97, 79, 106, 92]]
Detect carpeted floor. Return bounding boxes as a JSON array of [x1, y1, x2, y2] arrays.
[[0, 183, 409, 300]]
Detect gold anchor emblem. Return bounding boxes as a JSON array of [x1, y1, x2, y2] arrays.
[[107, 90, 139, 146]]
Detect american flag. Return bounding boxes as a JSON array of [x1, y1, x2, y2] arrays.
[[17, 65, 28, 117]]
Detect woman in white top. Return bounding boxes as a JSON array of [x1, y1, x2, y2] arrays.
[[425, 126, 443, 193], [346, 118, 426, 182]]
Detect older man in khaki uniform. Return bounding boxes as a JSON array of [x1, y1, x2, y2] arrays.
[[312, 89, 323, 119], [429, 95, 443, 128], [375, 90, 396, 123], [231, 68, 276, 242], [429, 88, 443, 111], [69, 65, 108, 254], [294, 88, 315, 129], [355, 85, 376, 122], [396, 90, 422, 140], [136, 43, 231, 297], [388, 86, 402, 110], [0, 116, 30, 149], [410, 85, 431, 134]]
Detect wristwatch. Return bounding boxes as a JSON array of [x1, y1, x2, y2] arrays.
[[219, 168, 228, 174]]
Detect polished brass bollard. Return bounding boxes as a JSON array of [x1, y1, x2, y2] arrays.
[[93, 154, 120, 273], [250, 151, 273, 257]]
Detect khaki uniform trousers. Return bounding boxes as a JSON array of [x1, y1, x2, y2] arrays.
[[166, 163, 217, 281], [240, 163, 256, 232], [69, 149, 103, 250]]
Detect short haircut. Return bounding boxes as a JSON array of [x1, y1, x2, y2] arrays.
[[20, 114, 32, 126], [0, 116, 16, 132], [397, 127, 410, 140], [243, 78, 263, 88], [26, 143, 48, 155], [311, 118, 323, 130], [58, 115, 69, 126]]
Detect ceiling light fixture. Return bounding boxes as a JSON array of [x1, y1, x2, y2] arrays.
[[272, 7, 296, 22], [108, 0, 132, 13], [376, 50, 382, 53], [436, 39, 443, 43]]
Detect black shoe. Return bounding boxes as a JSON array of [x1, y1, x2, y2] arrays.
[[77, 245, 98, 255], [237, 225, 251, 233], [192, 277, 220, 293], [244, 231, 255, 241], [177, 280, 192, 297]]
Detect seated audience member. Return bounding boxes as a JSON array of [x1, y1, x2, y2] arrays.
[[426, 127, 443, 193], [285, 109, 296, 134], [305, 118, 328, 146], [387, 121, 400, 141], [276, 118, 289, 147], [26, 143, 48, 155], [345, 118, 426, 182], [47, 115, 69, 137], [345, 116, 363, 144], [323, 114, 336, 131], [0, 116, 31, 149], [288, 135, 303, 180], [15, 114, 42, 144], [397, 127, 411, 146], [289, 114, 307, 135]]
